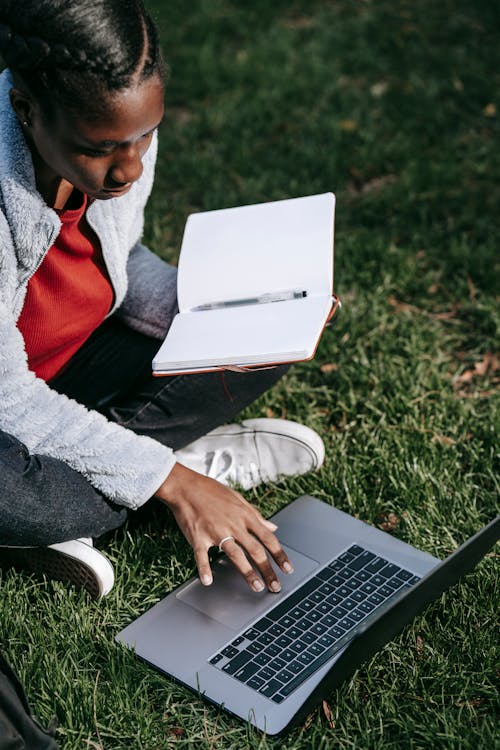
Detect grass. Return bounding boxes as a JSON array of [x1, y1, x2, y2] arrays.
[[1, 0, 499, 747]]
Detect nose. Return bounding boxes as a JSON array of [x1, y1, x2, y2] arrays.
[[108, 144, 143, 186]]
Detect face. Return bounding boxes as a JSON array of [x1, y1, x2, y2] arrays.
[[18, 75, 165, 202]]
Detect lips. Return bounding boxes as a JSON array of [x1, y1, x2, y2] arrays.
[[100, 184, 132, 197]]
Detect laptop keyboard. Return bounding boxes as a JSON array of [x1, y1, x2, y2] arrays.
[[209, 544, 420, 703]]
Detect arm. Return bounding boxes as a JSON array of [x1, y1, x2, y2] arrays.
[[115, 242, 179, 339], [0, 302, 174, 509]]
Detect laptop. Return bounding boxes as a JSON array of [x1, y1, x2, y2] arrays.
[[116, 495, 499, 735]]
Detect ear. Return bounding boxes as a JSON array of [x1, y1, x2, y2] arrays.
[[9, 86, 37, 129]]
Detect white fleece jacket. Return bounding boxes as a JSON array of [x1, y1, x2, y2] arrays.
[[0, 69, 179, 509]]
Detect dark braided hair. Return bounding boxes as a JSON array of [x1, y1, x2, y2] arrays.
[[0, 0, 164, 115]]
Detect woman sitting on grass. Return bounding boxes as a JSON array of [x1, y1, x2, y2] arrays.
[[0, 0, 325, 598]]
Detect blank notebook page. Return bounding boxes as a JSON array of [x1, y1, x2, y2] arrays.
[[153, 296, 332, 369]]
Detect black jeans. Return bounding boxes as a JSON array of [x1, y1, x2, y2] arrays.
[[0, 317, 287, 546]]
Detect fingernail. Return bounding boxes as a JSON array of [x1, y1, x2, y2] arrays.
[[283, 561, 294, 574], [266, 521, 278, 531], [201, 574, 212, 586], [252, 579, 265, 592], [270, 580, 281, 593]]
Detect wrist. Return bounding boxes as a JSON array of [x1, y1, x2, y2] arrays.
[[155, 461, 191, 508]]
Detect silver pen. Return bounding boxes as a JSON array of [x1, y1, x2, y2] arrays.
[[192, 289, 307, 312]]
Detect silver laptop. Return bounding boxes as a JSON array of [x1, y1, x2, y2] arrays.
[[116, 495, 499, 735]]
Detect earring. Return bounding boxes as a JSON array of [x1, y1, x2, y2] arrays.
[[22, 121, 29, 126]]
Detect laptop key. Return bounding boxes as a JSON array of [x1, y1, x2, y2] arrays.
[[331, 605, 348, 618], [257, 633, 273, 646], [337, 568, 353, 581], [268, 623, 285, 638], [253, 617, 273, 632], [326, 593, 343, 606], [254, 653, 270, 667], [327, 560, 345, 572], [267, 577, 320, 621], [259, 679, 283, 698], [396, 569, 413, 582], [368, 592, 384, 605], [233, 661, 260, 682], [309, 642, 326, 656], [209, 654, 223, 665], [309, 591, 324, 603], [385, 577, 403, 590], [221, 646, 239, 659], [289, 640, 308, 655], [297, 651, 315, 665], [275, 669, 294, 683], [296, 617, 314, 630], [350, 590, 365, 602], [264, 643, 280, 658], [308, 610, 322, 622], [288, 660, 304, 675], [338, 617, 356, 630], [222, 650, 253, 674], [328, 626, 345, 639], [359, 582, 377, 595], [243, 628, 260, 640], [310, 622, 327, 636], [247, 642, 263, 655], [379, 585, 394, 598], [258, 667, 275, 681], [281, 649, 296, 662], [365, 558, 388, 575], [275, 635, 292, 648], [341, 597, 357, 611], [371, 574, 386, 587], [247, 676, 265, 690], [321, 615, 338, 628], [277, 615, 296, 628], [338, 551, 355, 564], [231, 636, 244, 647], [272, 693, 286, 704], [268, 657, 286, 671], [378, 563, 401, 579], [301, 631, 315, 644], [349, 609, 364, 623], [347, 545, 364, 556], [353, 569, 370, 582]]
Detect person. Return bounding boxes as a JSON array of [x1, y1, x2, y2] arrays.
[[0, 0, 325, 600]]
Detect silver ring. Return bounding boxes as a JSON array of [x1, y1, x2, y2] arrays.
[[218, 536, 234, 552]]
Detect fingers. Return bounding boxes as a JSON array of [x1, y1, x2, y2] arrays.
[[194, 545, 213, 587], [220, 537, 273, 592]]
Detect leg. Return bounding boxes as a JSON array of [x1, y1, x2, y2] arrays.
[[51, 316, 289, 450], [0, 430, 127, 547]]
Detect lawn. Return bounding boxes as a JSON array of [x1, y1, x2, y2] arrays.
[[1, 0, 498, 748]]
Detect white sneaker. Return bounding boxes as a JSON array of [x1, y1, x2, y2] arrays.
[[175, 418, 325, 490], [0, 538, 114, 599]]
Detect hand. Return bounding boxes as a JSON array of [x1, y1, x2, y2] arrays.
[[155, 462, 294, 592]]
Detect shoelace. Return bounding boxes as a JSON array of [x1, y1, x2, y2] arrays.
[[206, 449, 261, 487]]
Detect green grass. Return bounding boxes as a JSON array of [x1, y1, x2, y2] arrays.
[[1, 1, 499, 747]]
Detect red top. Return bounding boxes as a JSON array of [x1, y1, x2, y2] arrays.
[[17, 191, 114, 381]]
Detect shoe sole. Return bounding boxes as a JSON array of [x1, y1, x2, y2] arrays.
[[0, 546, 111, 599]]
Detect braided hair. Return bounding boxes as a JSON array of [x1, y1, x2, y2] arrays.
[[0, 0, 164, 115]]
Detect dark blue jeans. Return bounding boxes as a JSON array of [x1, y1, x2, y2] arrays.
[[0, 317, 287, 546]]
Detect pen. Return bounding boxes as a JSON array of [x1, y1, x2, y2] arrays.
[[192, 289, 307, 312]]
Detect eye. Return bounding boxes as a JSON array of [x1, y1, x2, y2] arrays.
[[82, 147, 111, 158]]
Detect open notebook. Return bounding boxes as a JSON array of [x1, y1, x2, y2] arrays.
[[152, 193, 337, 375]]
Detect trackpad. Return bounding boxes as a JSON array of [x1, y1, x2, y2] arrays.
[[177, 544, 319, 630]]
